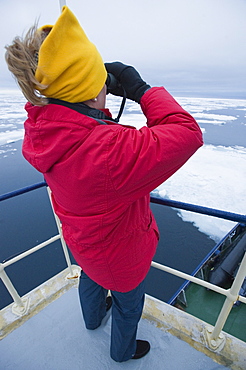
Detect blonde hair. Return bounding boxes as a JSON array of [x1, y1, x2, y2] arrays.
[[5, 24, 49, 106]]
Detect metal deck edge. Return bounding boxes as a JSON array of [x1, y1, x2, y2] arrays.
[[1, 268, 245, 369], [143, 294, 246, 370], [0, 265, 80, 340]]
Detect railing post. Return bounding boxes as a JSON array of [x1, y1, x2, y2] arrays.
[[0, 264, 29, 315], [205, 251, 246, 350], [46, 187, 79, 279]]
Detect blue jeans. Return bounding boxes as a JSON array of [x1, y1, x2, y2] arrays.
[[79, 271, 145, 362]]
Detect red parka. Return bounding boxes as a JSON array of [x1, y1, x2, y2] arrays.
[[23, 87, 203, 292]]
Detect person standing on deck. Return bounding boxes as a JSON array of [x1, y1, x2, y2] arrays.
[[5, 6, 203, 362]]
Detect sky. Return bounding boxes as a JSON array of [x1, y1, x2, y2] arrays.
[[1, 0, 246, 96]]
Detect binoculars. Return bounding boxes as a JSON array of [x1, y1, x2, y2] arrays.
[[106, 73, 120, 94]]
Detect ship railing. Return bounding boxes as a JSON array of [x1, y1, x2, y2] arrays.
[[0, 181, 246, 351]]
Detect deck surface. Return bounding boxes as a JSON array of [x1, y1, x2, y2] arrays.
[[0, 287, 230, 370]]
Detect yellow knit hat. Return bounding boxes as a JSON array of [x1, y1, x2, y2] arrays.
[[35, 6, 107, 103]]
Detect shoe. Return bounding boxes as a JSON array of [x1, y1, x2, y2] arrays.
[[106, 296, 112, 311], [132, 340, 150, 359]]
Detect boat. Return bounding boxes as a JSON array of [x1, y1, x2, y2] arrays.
[[1, 1, 245, 367], [0, 182, 246, 369], [170, 221, 246, 343]]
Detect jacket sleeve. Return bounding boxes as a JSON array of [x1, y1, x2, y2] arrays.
[[106, 87, 203, 203]]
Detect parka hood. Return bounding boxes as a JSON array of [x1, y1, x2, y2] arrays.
[[22, 102, 111, 173]]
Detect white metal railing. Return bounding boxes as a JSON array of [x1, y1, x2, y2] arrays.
[[47, 187, 75, 277], [151, 261, 246, 305], [0, 187, 79, 316], [151, 254, 246, 349], [0, 184, 245, 351], [0, 235, 61, 315]]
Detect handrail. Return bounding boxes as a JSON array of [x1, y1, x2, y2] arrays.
[[1, 182, 246, 224], [0, 182, 78, 315], [151, 261, 246, 305], [150, 196, 246, 224], [0, 182, 245, 350], [1, 235, 60, 268], [0, 181, 47, 201]]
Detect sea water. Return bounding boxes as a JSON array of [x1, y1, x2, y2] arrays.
[[0, 89, 245, 308]]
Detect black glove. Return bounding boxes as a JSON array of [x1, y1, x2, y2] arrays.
[[105, 62, 151, 103]]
